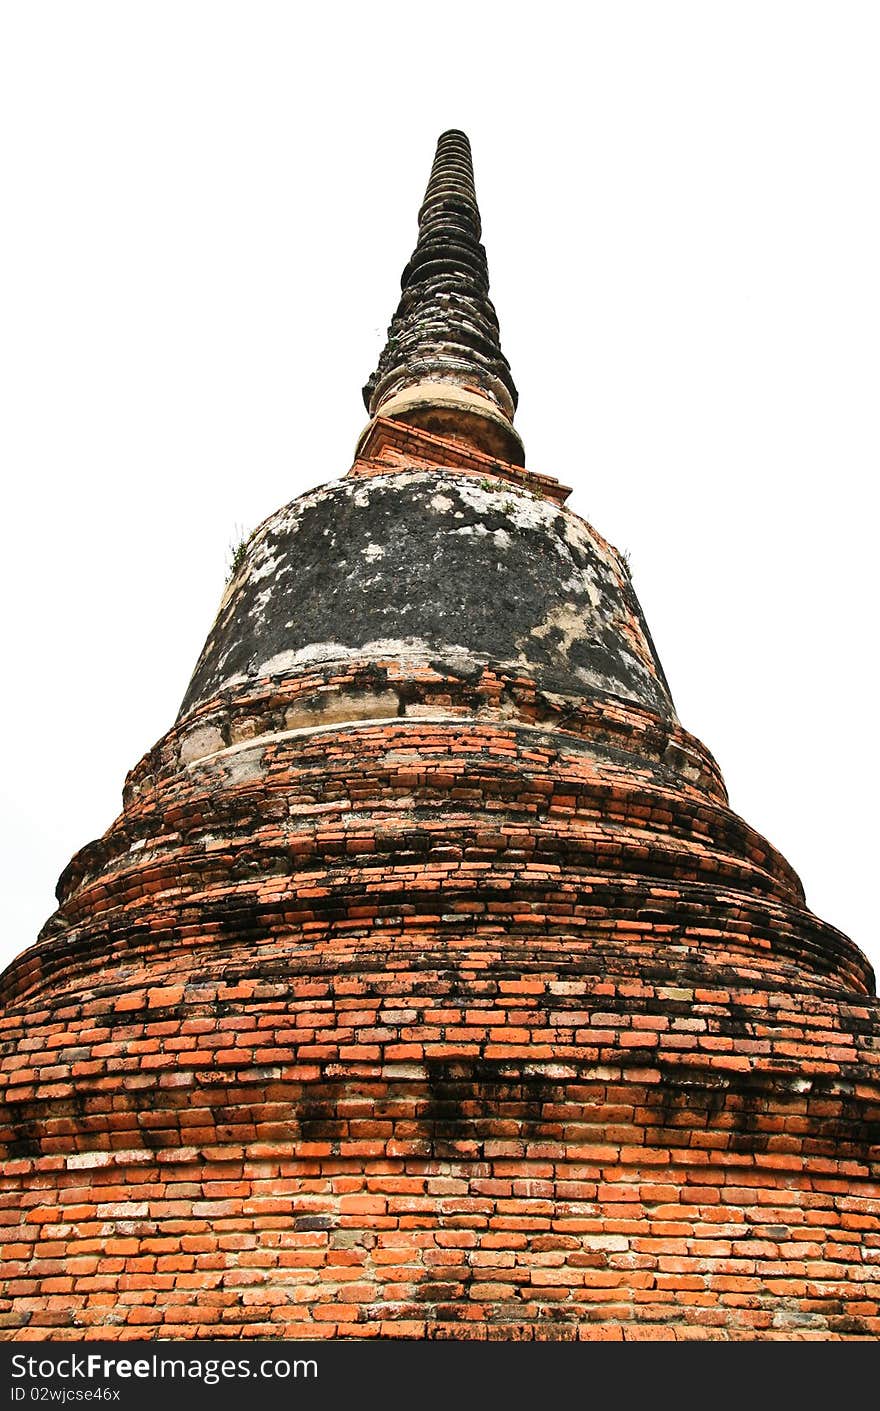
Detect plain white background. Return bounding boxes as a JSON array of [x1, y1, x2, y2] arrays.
[[1, 2, 877, 980]]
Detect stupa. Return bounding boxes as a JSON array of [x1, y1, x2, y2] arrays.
[[1, 131, 878, 1341]]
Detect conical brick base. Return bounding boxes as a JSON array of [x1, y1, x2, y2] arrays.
[[2, 418, 878, 1341]]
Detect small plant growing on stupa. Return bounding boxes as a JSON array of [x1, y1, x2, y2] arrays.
[[227, 527, 250, 582]]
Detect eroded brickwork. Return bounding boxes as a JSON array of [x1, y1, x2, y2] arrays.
[[2, 655, 878, 1338]]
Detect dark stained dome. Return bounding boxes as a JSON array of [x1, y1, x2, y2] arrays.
[[180, 470, 674, 721]]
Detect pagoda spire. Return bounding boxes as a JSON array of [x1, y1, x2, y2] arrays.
[[361, 130, 524, 465]]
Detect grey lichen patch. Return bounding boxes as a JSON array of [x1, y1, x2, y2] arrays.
[[222, 746, 266, 786], [179, 725, 225, 765], [178, 469, 677, 722], [259, 638, 438, 679], [529, 603, 585, 658], [283, 689, 401, 731]]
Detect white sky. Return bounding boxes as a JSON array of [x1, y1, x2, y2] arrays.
[[1, 2, 877, 983]]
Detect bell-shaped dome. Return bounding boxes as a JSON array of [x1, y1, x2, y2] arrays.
[[180, 469, 674, 723]]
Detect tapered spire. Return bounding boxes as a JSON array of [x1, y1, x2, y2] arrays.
[[361, 130, 524, 465]]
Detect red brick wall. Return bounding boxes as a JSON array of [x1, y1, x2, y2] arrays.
[[2, 694, 878, 1340]]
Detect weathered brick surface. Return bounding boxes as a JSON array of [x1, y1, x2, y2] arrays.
[[2, 686, 878, 1338], [2, 112, 879, 1339]]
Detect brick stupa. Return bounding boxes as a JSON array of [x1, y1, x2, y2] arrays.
[[2, 131, 878, 1342]]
